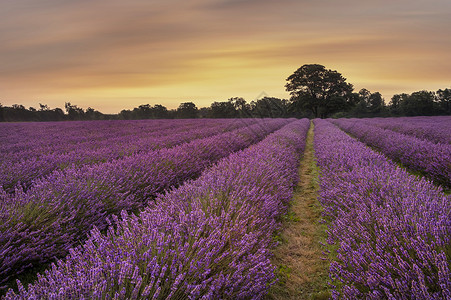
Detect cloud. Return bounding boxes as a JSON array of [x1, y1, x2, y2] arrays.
[[0, 0, 450, 113]]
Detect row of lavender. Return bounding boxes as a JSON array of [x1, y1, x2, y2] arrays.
[[0, 118, 290, 291], [1, 119, 251, 192], [314, 119, 450, 299], [358, 116, 451, 144], [4, 119, 310, 299], [331, 118, 451, 189], [0, 119, 218, 155], [0, 120, 229, 166]]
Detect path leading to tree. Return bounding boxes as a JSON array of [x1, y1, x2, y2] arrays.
[[266, 122, 330, 300]]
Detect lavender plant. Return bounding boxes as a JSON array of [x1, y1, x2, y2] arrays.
[[0, 119, 253, 191], [0, 119, 290, 291], [357, 116, 451, 144], [314, 119, 451, 299], [331, 118, 451, 189], [3, 119, 310, 299]]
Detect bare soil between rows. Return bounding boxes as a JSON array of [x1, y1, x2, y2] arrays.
[[266, 122, 330, 300]]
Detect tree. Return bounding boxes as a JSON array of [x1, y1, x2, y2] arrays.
[[39, 103, 50, 111], [352, 88, 371, 116], [251, 97, 289, 118], [12, 104, 25, 110], [85, 107, 104, 120], [51, 108, 65, 121], [0, 103, 4, 122], [229, 97, 250, 117], [389, 93, 409, 115], [137, 104, 152, 119], [285, 64, 354, 118], [119, 109, 133, 120], [436, 88, 451, 115], [399, 91, 435, 116], [177, 102, 198, 118], [353, 89, 385, 115], [367, 92, 384, 114], [198, 107, 211, 118], [65, 102, 84, 120], [210, 101, 237, 118], [152, 104, 169, 119]]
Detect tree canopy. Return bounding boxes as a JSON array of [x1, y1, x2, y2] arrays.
[[286, 64, 355, 118], [177, 102, 198, 119]]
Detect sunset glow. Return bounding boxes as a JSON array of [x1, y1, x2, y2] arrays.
[[1, 0, 450, 113]]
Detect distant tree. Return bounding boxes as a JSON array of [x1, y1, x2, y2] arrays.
[[12, 104, 25, 110], [251, 97, 289, 118], [436, 88, 451, 115], [389, 93, 409, 116], [137, 104, 153, 119], [85, 107, 95, 119], [352, 89, 385, 116], [286, 64, 354, 118], [65, 102, 84, 120], [367, 92, 384, 113], [2, 104, 33, 121], [51, 108, 65, 121], [85, 107, 104, 120], [119, 109, 133, 120], [352, 88, 371, 116], [177, 102, 198, 118], [210, 101, 237, 118], [399, 91, 435, 116], [167, 109, 177, 119], [0, 103, 4, 122], [39, 103, 50, 111], [130, 107, 140, 119], [229, 97, 251, 117], [198, 107, 211, 118], [152, 104, 169, 119], [118, 104, 169, 119]]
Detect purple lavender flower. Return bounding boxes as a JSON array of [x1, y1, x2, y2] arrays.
[[4, 119, 310, 299], [314, 119, 451, 299], [0, 119, 293, 291], [331, 118, 451, 188]]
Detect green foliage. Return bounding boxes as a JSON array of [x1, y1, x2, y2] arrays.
[[388, 88, 451, 117], [177, 102, 198, 118], [398, 90, 435, 116], [436, 88, 451, 114], [251, 97, 290, 118], [272, 234, 285, 245], [210, 101, 237, 118], [281, 211, 300, 223], [276, 264, 292, 285], [285, 64, 355, 118]]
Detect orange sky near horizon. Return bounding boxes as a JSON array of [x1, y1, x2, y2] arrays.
[[1, 0, 450, 114]]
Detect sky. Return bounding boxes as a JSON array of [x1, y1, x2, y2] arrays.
[[1, 0, 450, 113]]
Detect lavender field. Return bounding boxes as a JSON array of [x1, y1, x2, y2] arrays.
[[315, 118, 450, 299], [331, 117, 451, 188], [1, 116, 450, 299]]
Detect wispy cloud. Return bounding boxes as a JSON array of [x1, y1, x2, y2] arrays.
[[0, 0, 450, 112]]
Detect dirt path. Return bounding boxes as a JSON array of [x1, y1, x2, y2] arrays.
[[266, 121, 330, 300]]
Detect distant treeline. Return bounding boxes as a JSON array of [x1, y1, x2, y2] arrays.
[[0, 97, 301, 122], [334, 88, 451, 118], [2, 63, 451, 122], [1, 88, 449, 122]]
